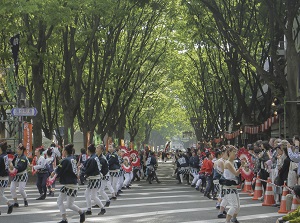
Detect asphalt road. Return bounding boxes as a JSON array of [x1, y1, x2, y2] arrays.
[[0, 161, 284, 223]]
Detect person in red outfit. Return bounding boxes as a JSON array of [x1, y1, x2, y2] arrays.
[[202, 152, 214, 199]]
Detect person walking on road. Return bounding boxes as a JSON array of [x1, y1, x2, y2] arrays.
[[9, 143, 29, 208], [106, 145, 121, 199], [51, 144, 85, 223], [32, 147, 49, 200], [84, 144, 106, 216], [95, 144, 111, 207], [221, 146, 244, 223], [189, 150, 200, 187], [146, 151, 161, 184], [0, 141, 14, 215]]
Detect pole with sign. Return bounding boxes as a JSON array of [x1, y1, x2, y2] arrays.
[[11, 107, 38, 117]]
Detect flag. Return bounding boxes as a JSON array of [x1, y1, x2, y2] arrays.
[[23, 122, 32, 158], [10, 34, 20, 76]]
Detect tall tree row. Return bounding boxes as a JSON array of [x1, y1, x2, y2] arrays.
[[167, 0, 300, 140], [0, 0, 177, 148]]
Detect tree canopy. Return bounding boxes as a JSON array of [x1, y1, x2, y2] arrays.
[[0, 0, 299, 150]]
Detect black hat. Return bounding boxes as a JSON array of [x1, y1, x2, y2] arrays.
[[88, 144, 96, 153]]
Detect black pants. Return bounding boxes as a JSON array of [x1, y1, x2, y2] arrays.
[[132, 168, 140, 181], [205, 175, 213, 195], [259, 169, 269, 192], [148, 170, 159, 183], [36, 172, 48, 195]]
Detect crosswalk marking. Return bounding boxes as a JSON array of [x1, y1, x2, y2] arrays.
[[28, 204, 282, 223], [182, 213, 283, 223], [0, 195, 254, 209]]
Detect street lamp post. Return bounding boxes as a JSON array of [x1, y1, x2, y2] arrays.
[[284, 99, 300, 138]]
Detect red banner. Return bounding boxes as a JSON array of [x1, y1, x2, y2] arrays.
[[23, 122, 32, 158]]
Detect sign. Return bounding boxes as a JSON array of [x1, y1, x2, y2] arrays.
[[23, 122, 33, 158], [11, 107, 37, 116]]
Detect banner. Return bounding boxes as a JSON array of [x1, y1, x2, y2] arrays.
[[224, 116, 279, 139], [10, 34, 20, 76], [23, 122, 32, 158]]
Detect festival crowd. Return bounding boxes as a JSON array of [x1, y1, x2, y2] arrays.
[[169, 136, 300, 223], [0, 141, 159, 223], [1, 136, 300, 223]]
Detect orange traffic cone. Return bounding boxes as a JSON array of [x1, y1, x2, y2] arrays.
[[262, 177, 275, 206], [252, 176, 263, 200], [278, 182, 289, 213], [242, 179, 253, 194], [289, 194, 300, 212]]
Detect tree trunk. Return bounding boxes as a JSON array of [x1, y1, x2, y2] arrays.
[[115, 113, 126, 145], [32, 64, 44, 148], [63, 109, 75, 145], [143, 123, 151, 145], [285, 4, 300, 137]]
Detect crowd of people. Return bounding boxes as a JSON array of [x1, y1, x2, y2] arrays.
[[169, 136, 300, 223], [0, 141, 160, 223], [1, 136, 300, 223]]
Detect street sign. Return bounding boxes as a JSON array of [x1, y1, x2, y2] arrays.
[[11, 107, 38, 116]]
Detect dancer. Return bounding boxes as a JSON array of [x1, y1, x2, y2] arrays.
[[189, 150, 200, 187], [84, 144, 106, 216], [176, 150, 189, 184], [130, 150, 141, 182], [146, 151, 160, 184], [78, 148, 88, 185], [0, 141, 14, 215], [217, 146, 229, 218], [9, 143, 29, 207], [122, 155, 132, 189], [52, 144, 85, 223], [213, 149, 224, 209], [106, 145, 120, 199], [220, 146, 244, 223], [117, 149, 124, 195], [95, 144, 111, 207]]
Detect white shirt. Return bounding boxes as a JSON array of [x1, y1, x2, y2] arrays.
[[33, 156, 46, 170]]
